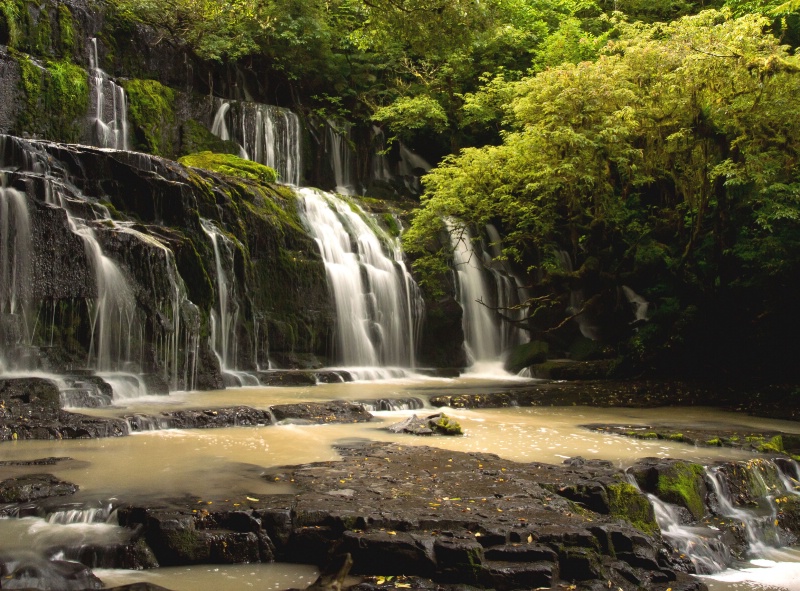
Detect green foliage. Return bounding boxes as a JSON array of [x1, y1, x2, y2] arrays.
[[179, 152, 278, 184], [373, 95, 449, 139], [122, 78, 176, 155], [407, 10, 800, 372]]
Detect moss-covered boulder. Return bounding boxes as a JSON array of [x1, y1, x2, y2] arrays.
[[179, 152, 277, 184], [504, 340, 549, 374], [631, 459, 708, 521], [606, 482, 659, 534]]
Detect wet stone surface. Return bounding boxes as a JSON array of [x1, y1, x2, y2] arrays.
[[113, 442, 705, 591]]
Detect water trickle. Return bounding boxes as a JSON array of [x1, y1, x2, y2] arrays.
[[449, 222, 500, 363], [622, 285, 649, 323], [211, 98, 302, 185], [298, 188, 423, 368], [327, 120, 355, 194], [0, 174, 33, 370], [371, 126, 393, 183], [87, 38, 129, 150]]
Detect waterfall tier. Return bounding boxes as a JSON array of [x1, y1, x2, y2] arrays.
[[87, 38, 129, 150], [448, 221, 528, 365], [211, 98, 302, 186], [298, 188, 423, 368]]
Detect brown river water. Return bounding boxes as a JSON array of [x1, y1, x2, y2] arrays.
[[2, 374, 800, 590]]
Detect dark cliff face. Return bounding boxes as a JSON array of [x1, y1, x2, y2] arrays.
[[0, 135, 335, 388]]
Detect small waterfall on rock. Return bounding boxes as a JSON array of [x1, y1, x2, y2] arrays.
[[485, 224, 528, 351], [0, 175, 33, 370], [371, 126, 392, 183], [630, 459, 800, 578], [556, 250, 600, 340], [211, 98, 302, 185], [327, 120, 355, 194], [298, 188, 423, 373], [87, 38, 129, 150], [200, 219, 258, 386], [0, 135, 204, 397], [622, 286, 649, 323], [448, 222, 529, 368], [398, 143, 431, 194]]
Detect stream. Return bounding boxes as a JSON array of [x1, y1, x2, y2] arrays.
[[3, 374, 800, 590]]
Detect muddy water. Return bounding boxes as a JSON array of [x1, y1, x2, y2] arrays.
[[4, 376, 800, 590]]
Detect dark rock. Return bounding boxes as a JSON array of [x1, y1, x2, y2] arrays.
[[0, 553, 103, 590], [258, 371, 318, 387], [503, 340, 549, 374], [270, 401, 373, 424], [387, 413, 463, 436], [0, 474, 78, 503], [342, 531, 437, 576]]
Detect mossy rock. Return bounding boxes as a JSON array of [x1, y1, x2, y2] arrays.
[[433, 413, 463, 436], [503, 340, 549, 374], [568, 336, 604, 361], [180, 119, 242, 157], [122, 78, 176, 156], [656, 462, 707, 521], [606, 482, 659, 535], [179, 152, 277, 185]]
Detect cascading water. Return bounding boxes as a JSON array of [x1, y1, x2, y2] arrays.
[[211, 98, 302, 185], [327, 120, 355, 195], [0, 135, 203, 397], [556, 250, 600, 340], [371, 126, 393, 183], [0, 174, 33, 370], [630, 459, 800, 578], [298, 188, 423, 372], [200, 219, 259, 386], [87, 38, 129, 150], [448, 221, 529, 368], [485, 224, 528, 351]]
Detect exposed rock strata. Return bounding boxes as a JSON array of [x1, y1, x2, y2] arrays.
[[112, 443, 704, 591]]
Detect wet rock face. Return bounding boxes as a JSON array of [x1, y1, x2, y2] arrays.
[[0, 473, 78, 503], [270, 401, 373, 424], [0, 555, 104, 590], [114, 443, 703, 591], [0, 377, 129, 441]]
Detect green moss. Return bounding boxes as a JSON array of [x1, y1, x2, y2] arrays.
[[382, 213, 401, 238], [31, 4, 51, 55], [705, 437, 722, 446], [758, 435, 784, 454], [0, 0, 21, 48], [642, 432, 658, 439], [668, 433, 685, 441], [607, 482, 659, 534], [179, 152, 277, 184], [433, 413, 463, 435], [57, 4, 75, 55], [657, 462, 706, 521], [122, 78, 176, 155], [180, 119, 242, 157], [13, 52, 88, 142]]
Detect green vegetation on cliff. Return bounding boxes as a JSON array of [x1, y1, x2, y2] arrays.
[[122, 78, 176, 156], [179, 152, 278, 184]]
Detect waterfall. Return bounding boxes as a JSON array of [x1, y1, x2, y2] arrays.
[[630, 459, 800, 576], [87, 38, 129, 150], [485, 224, 528, 351], [0, 135, 203, 396], [0, 175, 33, 370], [211, 98, 302, 185], [298, 188, 423, 369], [556, 250, 599, 340], [622, 286, 649, 323], [449, 222, 501, 363], [398, 143, 431, 194], [371, 126, 392, 183], [200, 219, 259, 386], [328, 120, 354, 194]]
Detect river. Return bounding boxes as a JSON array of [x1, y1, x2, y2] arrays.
[[2, 373, 800, 590]]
